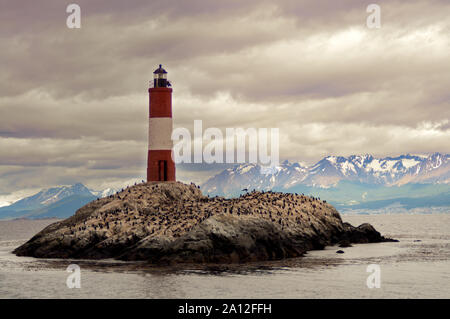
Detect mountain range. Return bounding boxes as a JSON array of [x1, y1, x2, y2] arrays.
[[0, 183, 100, 220], [0, 178, 147, 220], [1, 153, 448, 219], [201, 153, 450, 212]]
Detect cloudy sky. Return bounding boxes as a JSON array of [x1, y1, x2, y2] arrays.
[[1, 0, 449, 204]]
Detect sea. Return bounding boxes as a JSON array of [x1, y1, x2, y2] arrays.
[[0, 213, 449, 298]]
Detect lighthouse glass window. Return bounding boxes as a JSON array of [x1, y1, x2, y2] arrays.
[[154, 73, 167, 79], [153, 73, 167, 87]]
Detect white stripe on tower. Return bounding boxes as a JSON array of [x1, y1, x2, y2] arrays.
[[148, 117, 173, 150]]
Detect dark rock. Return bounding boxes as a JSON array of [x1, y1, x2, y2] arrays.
[[340, 222, 398, 244], [338, 240, 353, 248], [336, 250, 345, 254]]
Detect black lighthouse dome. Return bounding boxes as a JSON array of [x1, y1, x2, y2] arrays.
[[153, 64, 170, 88]]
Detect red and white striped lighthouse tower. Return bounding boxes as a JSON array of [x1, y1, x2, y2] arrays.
[[147, 64, 176, 182]]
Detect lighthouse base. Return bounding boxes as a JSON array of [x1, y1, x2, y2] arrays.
[[147, 150, 176, 182]]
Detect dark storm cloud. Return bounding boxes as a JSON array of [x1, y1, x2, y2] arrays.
[[0, 0, 449, 200]]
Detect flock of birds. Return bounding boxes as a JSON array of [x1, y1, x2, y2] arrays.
[[61, 182, 340, 245]]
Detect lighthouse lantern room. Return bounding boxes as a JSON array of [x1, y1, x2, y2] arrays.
[[147, 64, 176, 182], [153, 64, 168, 88]]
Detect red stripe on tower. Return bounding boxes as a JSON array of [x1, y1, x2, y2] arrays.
[[147, 64, 176, 182]]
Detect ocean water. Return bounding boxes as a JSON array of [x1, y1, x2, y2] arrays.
[[0, 214, 449, 298]]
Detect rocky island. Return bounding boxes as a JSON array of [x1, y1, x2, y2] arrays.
[[14, 182, 395, 263]]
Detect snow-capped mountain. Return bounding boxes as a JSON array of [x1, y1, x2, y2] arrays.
[[304, 154, 448, 187], [90, 178, 144, 198], [201, 153, 450, 197], [202, 160, 308, 196], [91, 187, 120, 198], [0, 178, 150, 219], [0, 183, 96, 219], [395, 153, 450, 185], [5, 183, 94, 211]]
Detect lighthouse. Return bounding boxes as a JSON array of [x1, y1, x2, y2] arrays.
[[147, 64, 176, 182]]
